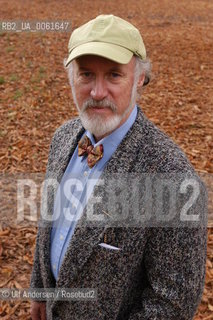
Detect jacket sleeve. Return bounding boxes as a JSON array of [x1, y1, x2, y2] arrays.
[[30, 227, 44, 290], [29, 131, 57, 293], [129, 176, 207, 320]]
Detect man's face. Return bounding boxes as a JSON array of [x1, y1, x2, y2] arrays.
[[71, 55, 140, 140]]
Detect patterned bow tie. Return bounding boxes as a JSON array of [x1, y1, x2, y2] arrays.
[[78, 135, 104, 168]]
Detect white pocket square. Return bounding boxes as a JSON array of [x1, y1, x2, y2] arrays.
[[98, 243, 121, 251]]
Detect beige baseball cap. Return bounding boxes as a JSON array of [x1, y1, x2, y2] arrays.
[[65, 14, 146, 66]]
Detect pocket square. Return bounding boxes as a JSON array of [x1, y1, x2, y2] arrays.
[[98, 243, 121, 251]]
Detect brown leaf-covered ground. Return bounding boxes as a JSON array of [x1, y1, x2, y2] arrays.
[[0, 0, 212, 319]]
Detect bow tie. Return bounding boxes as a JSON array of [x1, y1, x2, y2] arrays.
[[78, 135, 104, 168]]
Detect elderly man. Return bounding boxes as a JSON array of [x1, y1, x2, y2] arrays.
[[30, 14, 207, 320]]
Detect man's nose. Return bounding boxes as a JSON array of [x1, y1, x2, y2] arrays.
[[90, 78, 108, 100]]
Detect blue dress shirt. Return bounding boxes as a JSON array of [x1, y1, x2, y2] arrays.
[[50, 106, 137, 280]]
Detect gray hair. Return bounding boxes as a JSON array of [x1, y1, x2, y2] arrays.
[[134, 56, 151, 86], [64, 58, 74, 89]]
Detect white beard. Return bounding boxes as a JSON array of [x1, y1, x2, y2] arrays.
[[71, 79, 138, 139], [80, 112, 122, 138], [78, 98, 125, 138]]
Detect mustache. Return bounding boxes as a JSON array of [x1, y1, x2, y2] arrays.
[[81, 98, 117, 113]]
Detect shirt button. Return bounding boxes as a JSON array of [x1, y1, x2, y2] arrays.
[[60, 235, 64, 240], [53, 264, 56, 270], [84, 171, 88, 177], [72, 203, 77, 208]]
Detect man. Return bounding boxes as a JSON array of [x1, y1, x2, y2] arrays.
[[30, 14, 207, 320]]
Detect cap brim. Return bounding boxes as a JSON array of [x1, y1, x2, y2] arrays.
[[65, 42, 133, 66]]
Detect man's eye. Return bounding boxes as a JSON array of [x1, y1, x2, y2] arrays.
[[111, 72, 120, 78], [79, 72, 92, 79], [82, 72, 91, 77]]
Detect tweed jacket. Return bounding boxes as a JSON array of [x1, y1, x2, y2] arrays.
[[30, 107, 207, 320]]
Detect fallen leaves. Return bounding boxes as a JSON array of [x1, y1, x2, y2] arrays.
[[0, 223, 37, 319]]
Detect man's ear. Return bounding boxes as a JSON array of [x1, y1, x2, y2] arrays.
[[137, 73, 145, 88]]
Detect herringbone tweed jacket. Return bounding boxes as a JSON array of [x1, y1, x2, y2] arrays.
[[30, 106, 207, 320]]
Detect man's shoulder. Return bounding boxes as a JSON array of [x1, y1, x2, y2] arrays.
[[135, 108, 194, 173], [53, 116, 82, 138], [50, 116, 83, 146]]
